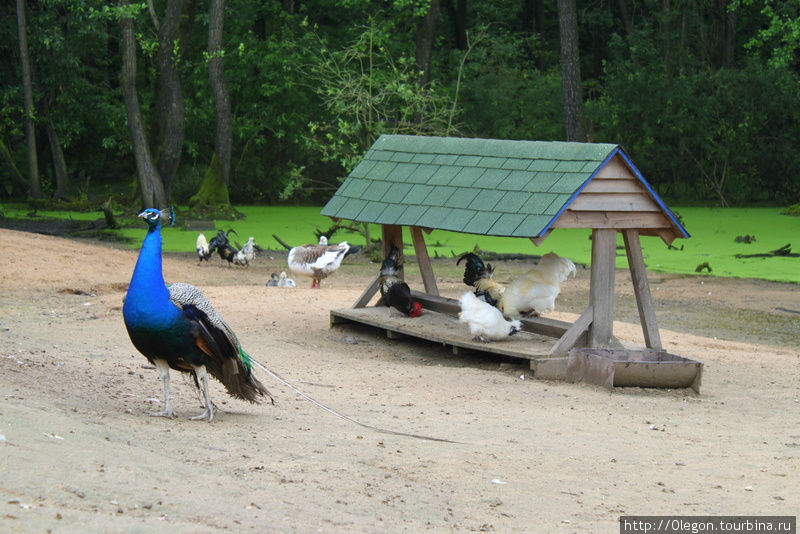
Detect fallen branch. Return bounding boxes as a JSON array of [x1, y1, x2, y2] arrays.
[[272, 233, 293, 250], [735, 244, 797, 258]]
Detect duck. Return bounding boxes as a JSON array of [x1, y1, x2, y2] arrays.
[[287, 236, 351, 288], [277, 271, 296, 287]]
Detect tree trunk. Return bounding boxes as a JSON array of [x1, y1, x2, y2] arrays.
[[557, 0, 586, 142], [443, 0, 467, 50], [16, 0, 40, 198], [119, 0, 167, 209], [155, 0, 186, 200], [521, 0, 544, 35], [616, 0, 633, 35], [723, 1, 736, 68], [0, 138, 29, 189], [45, 120, 70, 200], [415, 0, 441, 87], [179, 0, 198, 53], [281, 0, 295, 14], [208, 0, 233, 187]]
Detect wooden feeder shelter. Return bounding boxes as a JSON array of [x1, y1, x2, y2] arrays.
[[321, 135, 689, 370]]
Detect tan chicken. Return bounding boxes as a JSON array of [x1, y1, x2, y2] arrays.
[[498, 252, 577, 317]]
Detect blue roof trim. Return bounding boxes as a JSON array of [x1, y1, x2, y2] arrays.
[[536, 146, 690, 239], [615, 148, 690, 238], [537, 147, 620, 237]]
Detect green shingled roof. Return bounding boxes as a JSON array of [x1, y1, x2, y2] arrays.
[[321, 135, 620, 238]]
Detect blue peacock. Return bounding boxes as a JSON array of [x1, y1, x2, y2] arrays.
[[122, 208, 272, 421]]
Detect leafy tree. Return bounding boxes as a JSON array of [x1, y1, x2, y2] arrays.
[[293, 17, 457, 198]]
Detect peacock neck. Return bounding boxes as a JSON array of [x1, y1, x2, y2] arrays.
[[128, 225, 169, 301]]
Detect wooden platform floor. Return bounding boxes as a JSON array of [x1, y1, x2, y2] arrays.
[[330, 306, 559, 361]]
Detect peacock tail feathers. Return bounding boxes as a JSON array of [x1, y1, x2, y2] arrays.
[[237, 346, 253, 372], [167, 282, 272, 404]]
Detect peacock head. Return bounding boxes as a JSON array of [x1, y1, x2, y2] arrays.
[[138, 207, 176, 231]]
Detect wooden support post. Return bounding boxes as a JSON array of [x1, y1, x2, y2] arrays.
[[588, 229, 616, 347], [382, 225, 405, 279], [410, 226, 439, 296], [622, 229, 662, 349]]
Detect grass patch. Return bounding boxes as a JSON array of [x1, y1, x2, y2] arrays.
[[3, 204, 799, 283]]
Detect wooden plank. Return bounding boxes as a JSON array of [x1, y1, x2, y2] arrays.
[[410, 226, 439, 296], [622, 229, 662, 349], [588, 229, 616, 347], [594, 155, 635, 179], [569, 193, 660, 212], [582, 179, 646, 194], [330, 306, 558, 360], [549, 305, 593, 355], [409, 290, 571, 339], [353, 274, 380, 308], [553, 210, 671, 229]]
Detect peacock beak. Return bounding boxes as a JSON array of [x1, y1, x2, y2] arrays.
[[137, 211, 149, 219]]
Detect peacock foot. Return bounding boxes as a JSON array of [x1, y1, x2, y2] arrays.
[[189, 407, 213, 422], [149, 409, 176, 418]]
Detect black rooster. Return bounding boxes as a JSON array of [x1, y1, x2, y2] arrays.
[[208, 229, 239, 265], [378, 246, 422, 317], [457, 252, 504, 307]]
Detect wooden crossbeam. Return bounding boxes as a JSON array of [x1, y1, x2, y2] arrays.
[[549, 305, 593, 355], [352, 274, 380, 309]]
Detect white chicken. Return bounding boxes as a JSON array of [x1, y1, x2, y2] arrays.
[[196, 232, 212, 264], [459, 291, 522, 342], [499, 252, 577, 318], [233, 237, 256, 267], [288, 236, 351, 288]]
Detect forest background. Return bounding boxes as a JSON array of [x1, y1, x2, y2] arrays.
[[1, 0, 799, 213]]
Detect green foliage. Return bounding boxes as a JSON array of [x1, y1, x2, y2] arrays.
[[295, 17, 458, 190], [450, 28, 564, 140], [734, 0, 800, 68], [588, 33, 800, 205], [3, 0, 800, 208]]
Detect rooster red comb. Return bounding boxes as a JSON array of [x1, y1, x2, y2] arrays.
[[409, 301, 422, 318]]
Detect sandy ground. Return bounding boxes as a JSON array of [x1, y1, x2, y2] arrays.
[[0, 227, 798, 533]]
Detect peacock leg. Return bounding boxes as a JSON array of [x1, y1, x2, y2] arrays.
[[150, 360, 176, 418], [189, 365, 213, 422]]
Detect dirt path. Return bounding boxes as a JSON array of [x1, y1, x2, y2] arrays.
[[1, 228, 798, 533]]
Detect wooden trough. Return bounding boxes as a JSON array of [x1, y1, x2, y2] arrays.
[[566, 348, 704, 393], [322, 135, 693, 381]]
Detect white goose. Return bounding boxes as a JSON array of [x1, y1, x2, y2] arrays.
[[288, 236, 351, 288]]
